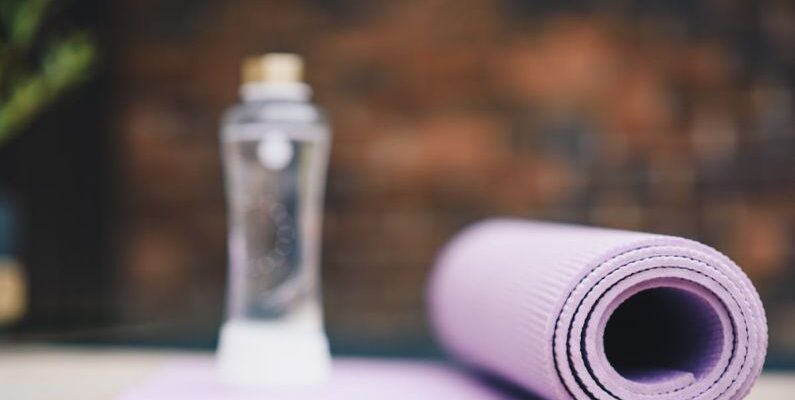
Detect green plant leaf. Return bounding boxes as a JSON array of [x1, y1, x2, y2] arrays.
[[0, 33, 95, 146], [8, 0, 52, 49]]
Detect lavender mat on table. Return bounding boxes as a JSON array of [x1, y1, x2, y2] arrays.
[[119, 358, 522, 400], [429, 219, 767, 400]]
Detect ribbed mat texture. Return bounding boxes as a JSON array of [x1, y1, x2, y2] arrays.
[[429, 219, 767, 400]]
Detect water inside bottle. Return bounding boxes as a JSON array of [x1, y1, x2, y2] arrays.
[[223, 127, 328, 320]]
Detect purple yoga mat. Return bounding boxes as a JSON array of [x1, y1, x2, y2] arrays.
[[429, 219, 767, 400], [120, 358, 522, 400]]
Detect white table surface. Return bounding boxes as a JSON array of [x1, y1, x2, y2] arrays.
[[0, 346, 792, 399]]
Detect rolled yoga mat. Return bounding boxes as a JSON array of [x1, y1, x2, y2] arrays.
[[429, 219, 767, 400]]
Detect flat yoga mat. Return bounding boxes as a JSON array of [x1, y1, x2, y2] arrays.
[[429, 219, 767, 400], [120, 358, 525, 400]]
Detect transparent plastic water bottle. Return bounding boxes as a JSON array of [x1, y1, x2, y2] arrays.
[[217, 53, 331, 386]]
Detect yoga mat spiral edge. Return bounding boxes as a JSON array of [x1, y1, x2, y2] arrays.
[[429, 219, 767, 400]]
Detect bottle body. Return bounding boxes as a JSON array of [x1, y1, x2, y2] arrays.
[[222, 98, 329, 324], [218, 74, 332, 386]]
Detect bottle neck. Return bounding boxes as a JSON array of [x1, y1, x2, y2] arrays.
[[240, 82, 312, 102]]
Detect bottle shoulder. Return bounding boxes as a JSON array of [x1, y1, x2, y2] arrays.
[[223, 99, 328, 126]]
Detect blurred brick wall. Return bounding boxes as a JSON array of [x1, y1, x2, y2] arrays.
[[114, 0, 795, 357]]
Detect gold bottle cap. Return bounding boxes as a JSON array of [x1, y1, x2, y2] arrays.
[[242, 53, 304, 85]]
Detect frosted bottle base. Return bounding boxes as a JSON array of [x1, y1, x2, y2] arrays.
[[217, 320, 332, 387]]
